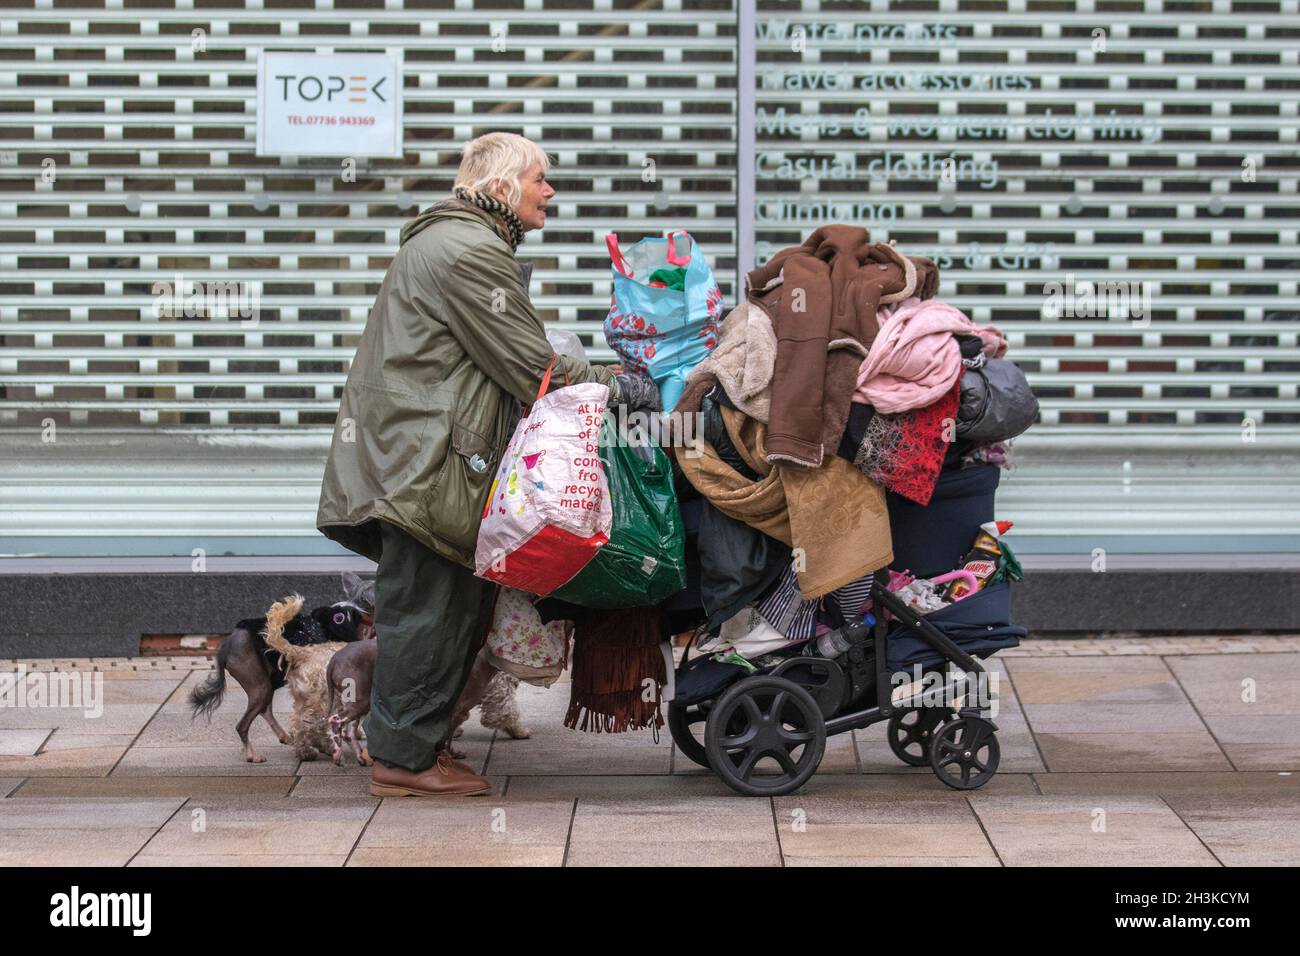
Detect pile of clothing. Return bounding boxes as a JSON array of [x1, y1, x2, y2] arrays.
[[557, 224, 1038, 729], [667, 225, 1037, 664]]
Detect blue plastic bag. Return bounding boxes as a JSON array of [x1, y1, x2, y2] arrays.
[[603, 230, 724, 410]]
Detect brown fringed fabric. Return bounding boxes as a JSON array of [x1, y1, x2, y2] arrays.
[[564, 606, 666, 734]]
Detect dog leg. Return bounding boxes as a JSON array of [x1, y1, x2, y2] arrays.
[[312, 718, 335, 759], [291, 711, 317, 762], [481, 672, 532, 740], [500, 676, 532, 740], [238, 725, 264, 764], [223, 630, 280, 762], [236, 678, 277, 764], [345, 718, 369, 765], [333, 702, 371, 766], [501, 718, 532, 740], [445, 648, 498, 759], [327, 714, 346, 766], [262, 709, 290, 746]]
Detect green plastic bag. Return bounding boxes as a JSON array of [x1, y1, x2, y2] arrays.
[[550, 414, 686, 608]]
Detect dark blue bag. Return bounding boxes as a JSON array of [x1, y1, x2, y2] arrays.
[[888, 464, 999, 578], [674, 653, 749, 706]]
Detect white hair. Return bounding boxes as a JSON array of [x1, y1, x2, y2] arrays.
[[454, 132, 551, 210]]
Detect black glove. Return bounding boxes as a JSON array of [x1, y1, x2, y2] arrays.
[[613, 371, 662, 413]]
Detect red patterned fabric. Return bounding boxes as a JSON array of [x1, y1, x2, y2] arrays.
[[852, 382, 961, 506]]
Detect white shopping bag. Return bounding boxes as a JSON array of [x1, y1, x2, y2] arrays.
[[474, 371, 612, 596]]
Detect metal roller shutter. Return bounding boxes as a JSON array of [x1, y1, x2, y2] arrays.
[[0, 0, 1297, 557]]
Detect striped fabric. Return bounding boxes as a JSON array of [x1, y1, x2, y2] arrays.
[[754, 561, 875, 640]]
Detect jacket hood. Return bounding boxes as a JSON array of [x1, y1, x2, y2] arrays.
[[400, 197, 506, 247]]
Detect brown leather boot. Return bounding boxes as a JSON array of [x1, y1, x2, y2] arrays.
[[369, 752, 491, 797]]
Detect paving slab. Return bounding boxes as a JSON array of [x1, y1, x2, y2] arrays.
[[0, 728, 52, 756], [773, 779, 1000, 866], [0, 796, 184, 866], [1033, 771, 1299, 797], [1197, 715, 1300, 771], [293, 757, 373, 776], [0, 673, 183, 738], [1006, 657, 1228, 770], [112, 743, 302, 776], [1027, 771, 1300, 865], [0, 700, 166, 734], [1031, 732, 1232, 773], [1163, 790, 1300, 866], [968, 794, 1220, 866], [17, 775, 297, 799], [86, 675, 191, 703], [0, 731, 136, 777], [349, 795, 571, 866], [506, 773, 742, 802], [799, 771, 1039, 798], [1019, 702, 1210, 734], [132, 854, 350, 867], [1005, 656, 1191, 705], [1166, 653, 1300, 717], [567, 792, 780, 866], [131, 796, 376, 866], [481, 682, 670, 776]]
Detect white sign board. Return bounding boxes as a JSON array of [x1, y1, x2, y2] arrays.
[[257, 52, 403, 158]]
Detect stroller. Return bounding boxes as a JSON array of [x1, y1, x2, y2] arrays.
[[666, 463, 1025, 797]]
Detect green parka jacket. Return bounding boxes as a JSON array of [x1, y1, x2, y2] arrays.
[[316, 198, 618, 567]]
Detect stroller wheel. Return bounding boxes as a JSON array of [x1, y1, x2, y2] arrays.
[[929, 717, 1000, 790], [887, 707, 952, 767], [704, 675, 826, 797], [667, 702, 712, 769]]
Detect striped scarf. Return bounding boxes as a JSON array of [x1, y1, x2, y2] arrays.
[[453, 186, 525, 252]]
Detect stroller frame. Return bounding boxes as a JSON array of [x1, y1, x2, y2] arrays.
[[668, 569, 1003, 797]]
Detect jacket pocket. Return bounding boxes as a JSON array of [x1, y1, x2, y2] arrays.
[[419, 416, 499, 551]]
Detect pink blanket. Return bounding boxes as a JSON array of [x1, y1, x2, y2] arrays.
[[855, 298, 1006, 414]]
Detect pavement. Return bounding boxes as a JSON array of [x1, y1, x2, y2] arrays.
[[2, 636, 1298, 867]]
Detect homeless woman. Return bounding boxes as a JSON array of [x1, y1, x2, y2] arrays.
[[316, 133, 625, 797]]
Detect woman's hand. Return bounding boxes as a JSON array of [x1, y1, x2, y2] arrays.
[[612, 370, 661, 413]]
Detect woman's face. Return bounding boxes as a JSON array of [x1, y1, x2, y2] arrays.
[[512, 161, 555, 232]]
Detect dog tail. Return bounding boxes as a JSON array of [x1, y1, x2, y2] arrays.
[[262, 593, 306, 668], [188, 635, 232, 721]]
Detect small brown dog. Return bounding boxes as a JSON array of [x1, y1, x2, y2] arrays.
[[325, 640, 377, 766]]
